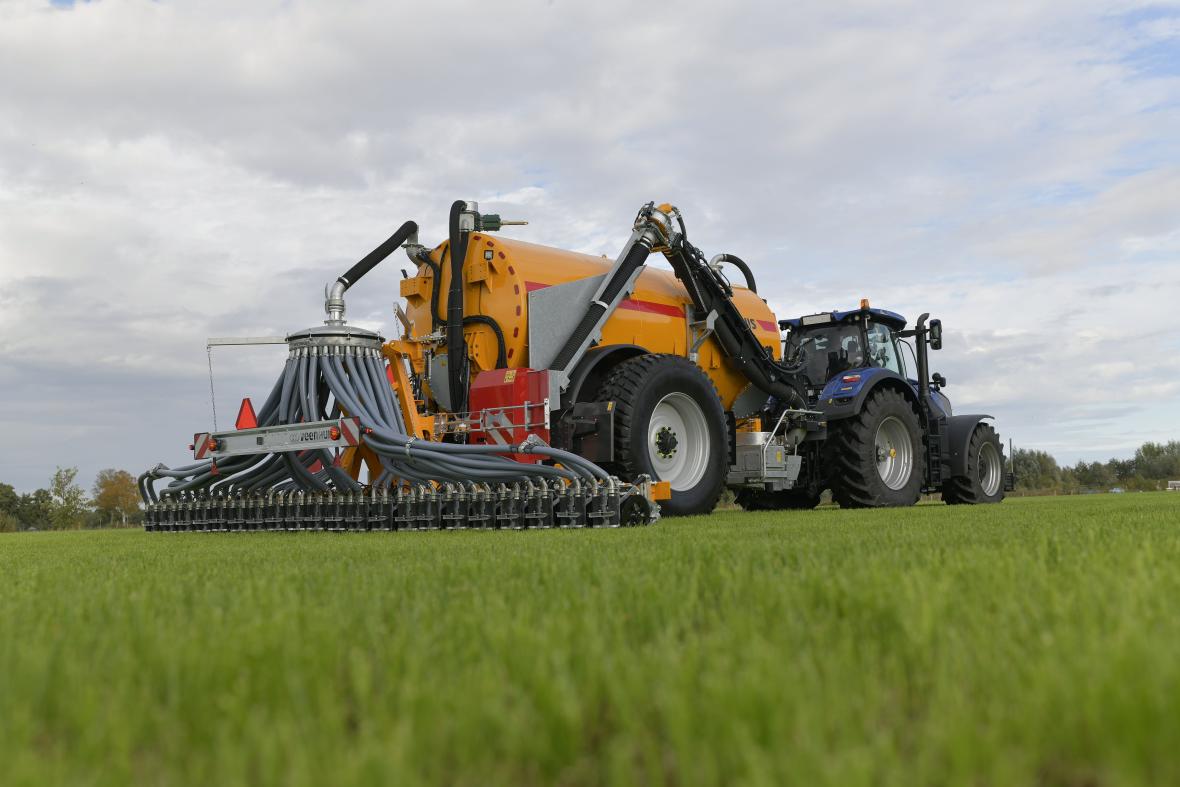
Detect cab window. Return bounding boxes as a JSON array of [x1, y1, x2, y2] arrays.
[[866, 323, 902, 375]]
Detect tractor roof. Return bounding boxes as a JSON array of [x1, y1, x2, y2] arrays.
[[779, 307, 907, 332]]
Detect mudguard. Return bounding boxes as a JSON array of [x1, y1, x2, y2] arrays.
[[561, 344, 648, 407], [815, 367, 917, 421], [946, 414, 993, 477]]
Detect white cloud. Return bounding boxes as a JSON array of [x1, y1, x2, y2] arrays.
[[0, 0, 1178, 489]]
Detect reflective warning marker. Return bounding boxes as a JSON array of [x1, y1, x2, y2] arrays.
[[235, 398, 258, 430]]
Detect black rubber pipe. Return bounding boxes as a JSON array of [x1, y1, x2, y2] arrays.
[[715, 253, 757, 293], [338, 220, 419, 290], [462, 315, 508, 369], [447, 201, 470, 413], [416, 249, 445, 329]]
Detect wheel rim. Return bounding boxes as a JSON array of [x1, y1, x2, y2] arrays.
[[874, 416, 914, 490], [648, 392, 710, 492], [978, 440, 1002, 496]]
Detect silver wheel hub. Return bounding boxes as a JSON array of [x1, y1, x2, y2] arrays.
[[978, 440, 1002, 496], [648, 392, 710, 492], [874, 415, 914, 491]]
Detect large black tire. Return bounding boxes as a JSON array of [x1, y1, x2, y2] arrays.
[[595, 354, 727, 517], [735, 487, 821, 511], [826, 387, 925, 508], [942, 423, 1005, 504]]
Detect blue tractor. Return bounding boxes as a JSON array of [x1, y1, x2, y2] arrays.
[[736, 301, 1012, 510]]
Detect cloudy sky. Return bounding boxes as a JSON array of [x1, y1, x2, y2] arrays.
[[1, 0, 1178, 492]]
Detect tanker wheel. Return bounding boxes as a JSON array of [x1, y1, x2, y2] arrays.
[[825, 387, 925, 508], [942, 423, 1005, 505], [596, 353, 727, 517], [735, 487, 821, 511]]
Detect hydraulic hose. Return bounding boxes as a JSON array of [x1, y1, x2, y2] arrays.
[[712, 253, 757, 293], [416, 249, 507, 369], [662, 233, 807, 410], [417, 249, 445, 329], [462, 315, 507, 369]]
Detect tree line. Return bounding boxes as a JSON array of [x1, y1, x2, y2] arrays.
[[1, 440, 1175, 531], [0, 468, 142, 532], [1011, 440, 1180, 494]]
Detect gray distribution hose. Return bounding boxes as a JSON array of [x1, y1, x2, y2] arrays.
[[141, 342, 610, 503], [318, 354, 583, 484]]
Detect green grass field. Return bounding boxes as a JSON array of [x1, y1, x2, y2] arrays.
[[2, 494, 1178, 786]]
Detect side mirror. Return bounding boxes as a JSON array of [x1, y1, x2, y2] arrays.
[[932, 372, 947, 388], [928, 319, 943, 350]]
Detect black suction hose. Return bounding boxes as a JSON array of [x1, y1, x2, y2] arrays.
[[337, 220, 419, 291], [447, 201, 470, 413]]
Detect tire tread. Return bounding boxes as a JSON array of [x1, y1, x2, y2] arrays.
[[595, 354, 727, 516]]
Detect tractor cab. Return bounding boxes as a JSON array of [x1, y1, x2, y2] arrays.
[[780, 304, 913, 401]]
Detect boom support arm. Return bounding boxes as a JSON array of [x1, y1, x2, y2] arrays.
[[546, 202, 807, 409], [654, 206, 808, 410]]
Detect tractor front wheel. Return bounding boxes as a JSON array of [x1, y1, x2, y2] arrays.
[[942, 423, 1005, 504], [596, 354, 727, 517], [825, 387, 925, 508]]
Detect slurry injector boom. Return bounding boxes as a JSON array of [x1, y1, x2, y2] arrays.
[[139, 218, 660, 531], [141, 198, 1010, 532]]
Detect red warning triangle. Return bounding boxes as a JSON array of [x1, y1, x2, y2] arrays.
[[235, 397, 258, 430]]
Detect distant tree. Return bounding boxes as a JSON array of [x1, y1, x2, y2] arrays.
[[0, 482, 19, 517], [1013, 449, 1061, 492], [17, 489, 53, 530], [1109, 458, 1138, 484], [1073, 461, 1115, 491], [1059, 467, 1080, 495], [48, 467, 87, 530], [92, 469, 141, 527], [1134, 441, 1180, 483]]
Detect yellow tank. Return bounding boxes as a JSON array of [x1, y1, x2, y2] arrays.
[[399, 233, 781, 410]]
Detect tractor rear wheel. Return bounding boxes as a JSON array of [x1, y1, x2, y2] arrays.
[[825, 387, 925, 508], [735, 487, 821, 511], [596, 353, 727, 517], [942, 423, 1005, 504]]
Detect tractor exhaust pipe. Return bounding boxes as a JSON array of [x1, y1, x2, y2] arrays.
[[914, 312, 931, 405]]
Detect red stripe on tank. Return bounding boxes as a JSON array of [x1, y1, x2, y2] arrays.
[[617, 298, 684, 318], [524, 281, 683, 318]]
